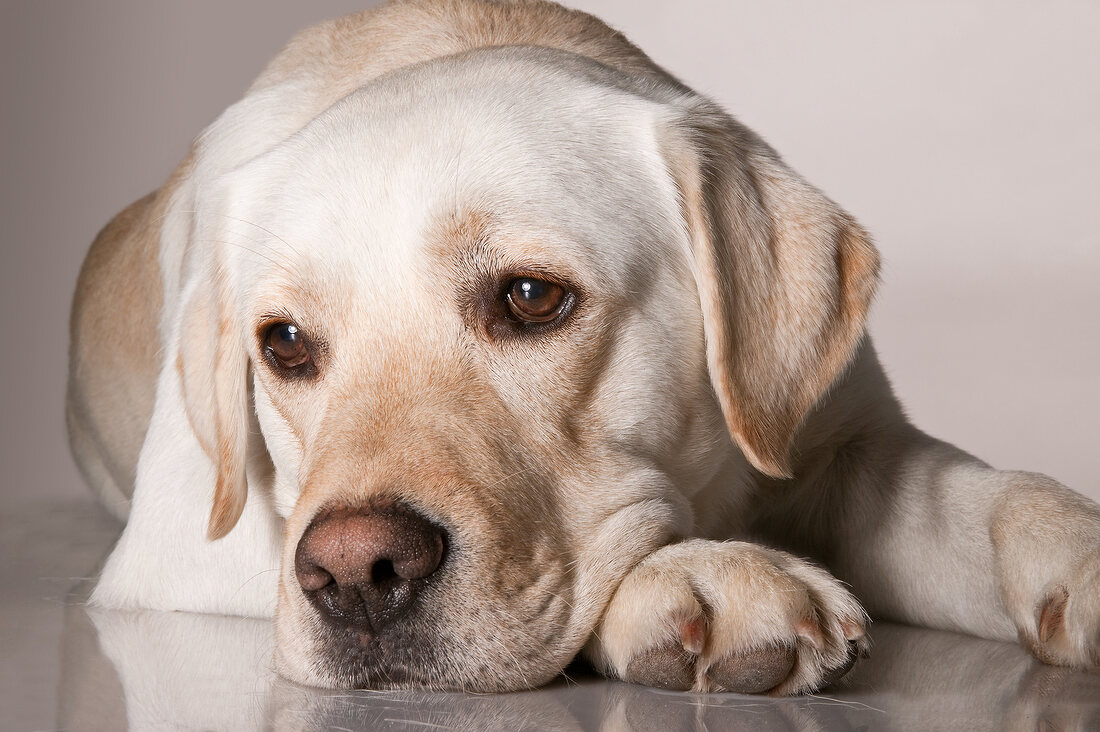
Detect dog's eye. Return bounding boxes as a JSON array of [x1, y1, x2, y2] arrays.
[[505, 277, 568, 323], [265, 322, 311, 370]]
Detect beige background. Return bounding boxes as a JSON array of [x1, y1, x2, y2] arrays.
[[2, 0, 1097, 508]]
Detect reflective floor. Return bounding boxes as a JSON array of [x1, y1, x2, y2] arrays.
[[3, 497, 1098, 731]]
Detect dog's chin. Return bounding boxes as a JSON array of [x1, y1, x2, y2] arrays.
[[273, 618, 567, 692], [299, 623, 451, 690]]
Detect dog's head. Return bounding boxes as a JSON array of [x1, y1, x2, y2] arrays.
[[172, 46, 877, 689]]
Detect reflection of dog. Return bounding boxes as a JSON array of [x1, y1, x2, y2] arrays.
[[68, 0, 1100, 693], [59, 607, 1100, 729]]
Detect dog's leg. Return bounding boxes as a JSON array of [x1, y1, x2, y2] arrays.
[[775, 425, 1100, 672], [583, 539, 870, 694]]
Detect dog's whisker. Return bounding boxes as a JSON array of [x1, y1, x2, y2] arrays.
[[482, 466, 537, 491], [232, 567, 280, 598], [222, 215, 305, 260], [225, 232, 302, 268], [155, 208, 303, 265], [804, 694, 886, 714], [379, 719, 455, 730], [197, 209, 305, 259], [480, 624, 531, 690], [204, 238, 298, 278]]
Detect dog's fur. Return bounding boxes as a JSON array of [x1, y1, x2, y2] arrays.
[[68, 0, 1100, 694]]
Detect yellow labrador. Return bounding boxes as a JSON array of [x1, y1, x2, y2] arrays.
[[68, 0, 1099, 694]]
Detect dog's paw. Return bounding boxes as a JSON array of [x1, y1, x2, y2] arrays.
[[585, 539, 870, 695], [1021, 556, 1100, 673], [991, 476, 1100, 673]]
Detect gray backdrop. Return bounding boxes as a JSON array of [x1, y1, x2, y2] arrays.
[[2, 0, 1097, 507]]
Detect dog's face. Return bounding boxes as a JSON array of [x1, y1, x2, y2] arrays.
[[176, 49, 878, 689]]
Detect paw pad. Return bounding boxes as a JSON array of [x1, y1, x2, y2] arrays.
[[709, 645, 796, 693]]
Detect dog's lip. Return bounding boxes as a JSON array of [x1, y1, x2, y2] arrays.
[[299, 569, 575, 691], [322, 631, 438, 689]]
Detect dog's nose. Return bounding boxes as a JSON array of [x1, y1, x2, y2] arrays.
[[294, 504, 446, 633]]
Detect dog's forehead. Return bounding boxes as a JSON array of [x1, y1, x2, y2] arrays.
[[231, 49, 684, 306]]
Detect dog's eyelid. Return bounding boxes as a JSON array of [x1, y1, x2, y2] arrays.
[[256, 308, 300, 331], [255, 311, 325, 345]]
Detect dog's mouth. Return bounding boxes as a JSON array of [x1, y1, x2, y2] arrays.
[[312, 618, 445, 689], [277, 499, 582, 691], [289, 569, 580, 691]]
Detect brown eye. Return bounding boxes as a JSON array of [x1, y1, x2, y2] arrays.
[[265, 322, 311, 369], [505, 277, 568, 322]]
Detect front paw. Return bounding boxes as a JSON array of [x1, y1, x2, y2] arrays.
[[585, 540, 870, 695]]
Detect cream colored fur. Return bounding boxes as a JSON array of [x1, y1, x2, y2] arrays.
[[68, 0, 1099, 694]]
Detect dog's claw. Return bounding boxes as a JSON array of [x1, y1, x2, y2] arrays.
[[814, 640, 861, 690], [1038, 586, 1069, 644], [679, 615, 706, 655], [794, 617, 825, 653], [841, 616, 868, 644]]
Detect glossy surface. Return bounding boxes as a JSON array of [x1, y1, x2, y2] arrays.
[[507, 277, 568, 322], [3, 497, 1098, 731], [267, 323, 310, 369]]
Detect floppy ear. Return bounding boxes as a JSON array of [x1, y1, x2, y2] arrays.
[[663, 103, 880, 478], [176, 266, 251, 540]]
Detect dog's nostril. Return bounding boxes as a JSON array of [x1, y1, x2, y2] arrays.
[[296, 562, 334, 592], [371, 559, 397, 586], [294, 503, 447, 631]]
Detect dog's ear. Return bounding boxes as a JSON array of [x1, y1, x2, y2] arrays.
[[176, 268, 250, 540], [663, 103, 880, 478]]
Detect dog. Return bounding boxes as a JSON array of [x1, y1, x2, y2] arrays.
[[67, 0, 1100, 694]]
